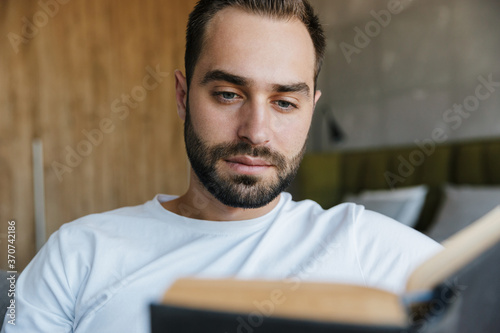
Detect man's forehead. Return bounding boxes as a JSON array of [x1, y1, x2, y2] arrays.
[[195, 7, 317, 89], [203, 7, 312, 51]]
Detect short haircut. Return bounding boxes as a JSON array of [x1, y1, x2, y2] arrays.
[[185, 0, 326, 90]]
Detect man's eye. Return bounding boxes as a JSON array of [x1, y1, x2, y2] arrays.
[[212, 91, 241, 104], [218, 92, 238, 100], [276, 100, 297, 110]]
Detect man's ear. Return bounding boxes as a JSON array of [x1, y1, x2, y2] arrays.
[[313, 90, 321, 111], [314, 89, 322, 106], [175, 70, 188, 121]]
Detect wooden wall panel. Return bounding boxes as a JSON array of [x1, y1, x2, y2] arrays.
[[0, 1, 37, 271], [0, 0, 197, 270]]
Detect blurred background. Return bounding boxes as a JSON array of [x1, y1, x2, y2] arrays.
[[0, 0, 196, 270], [309, 0, 500, 151], [0, 0, 499, 271]]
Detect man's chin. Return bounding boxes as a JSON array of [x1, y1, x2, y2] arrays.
[[208, 179, 282, 209], [217, 194, 279, 209]]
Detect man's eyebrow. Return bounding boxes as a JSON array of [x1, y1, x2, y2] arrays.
[[272, 82, 311, 97], [200, 70, 311, 97], [200, 70, 249, 86]]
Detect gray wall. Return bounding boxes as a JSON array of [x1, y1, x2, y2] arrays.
[[309, 0, 500, 151]]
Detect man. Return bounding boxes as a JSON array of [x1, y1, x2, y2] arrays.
[[2, 1, 441, 332]]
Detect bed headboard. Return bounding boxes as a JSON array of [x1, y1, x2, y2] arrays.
[[294, 138, 500, 231]]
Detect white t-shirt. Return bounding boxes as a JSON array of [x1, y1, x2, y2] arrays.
[[2, 193, 441, 333]]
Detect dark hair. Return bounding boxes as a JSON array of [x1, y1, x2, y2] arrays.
[[185, 0, 326, 89]]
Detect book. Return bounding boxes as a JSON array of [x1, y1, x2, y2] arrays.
[[151, 206, 500, 333]]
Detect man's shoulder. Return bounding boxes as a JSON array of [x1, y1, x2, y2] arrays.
[[281, 194, 365, 231], [56, 196, 161, 236], [284, 194, 361, 220], [286, 195, 425, 232], [283, 196, 438, 247]]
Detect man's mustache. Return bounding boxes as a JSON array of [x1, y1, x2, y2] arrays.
[[210, 141, 287, 169]]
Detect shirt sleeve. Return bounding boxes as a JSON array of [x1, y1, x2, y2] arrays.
[[352, 207, 443, 294], [2, 226, 82, 333]]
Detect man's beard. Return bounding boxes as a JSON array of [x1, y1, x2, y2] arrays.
[[184, 110, 306, 209]]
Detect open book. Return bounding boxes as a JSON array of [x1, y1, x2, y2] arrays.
[[151, 206, 500, 332]]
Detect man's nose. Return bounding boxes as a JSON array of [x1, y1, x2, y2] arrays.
[[236, 100, 271, 146]]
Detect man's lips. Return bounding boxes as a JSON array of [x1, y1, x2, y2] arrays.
[[225, 156, 273, 167], [224, 156, 274, 175]]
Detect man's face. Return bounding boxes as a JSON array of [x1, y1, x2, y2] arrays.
[[183, 8, 320, 209]]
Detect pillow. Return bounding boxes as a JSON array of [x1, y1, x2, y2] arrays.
[[427, 184, 500, 242], [343, 185, 428, 228]]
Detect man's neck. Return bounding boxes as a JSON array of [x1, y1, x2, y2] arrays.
[[161, 176, 281, 221]]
